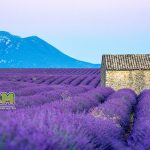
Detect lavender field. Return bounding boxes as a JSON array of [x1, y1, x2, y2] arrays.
[[0, 69, 150, 150]]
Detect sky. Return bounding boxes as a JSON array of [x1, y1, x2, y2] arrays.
[[0, 0, 150, 64]]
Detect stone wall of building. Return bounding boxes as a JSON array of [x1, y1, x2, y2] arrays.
[[100, 67, 106, 86], [105, 70, 150, 94]]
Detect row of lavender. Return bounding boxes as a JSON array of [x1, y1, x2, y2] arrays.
[[0, 68, 100, 75], [8, 75, 100, 87], [0, 69, 150, 149], [0, 86, 139, 149], [0, 69, 101, 88], [0, 82, 113, 149], [128, 89, 150, 150], [0, 81, 92, 108], [90, 89, 137, 149]]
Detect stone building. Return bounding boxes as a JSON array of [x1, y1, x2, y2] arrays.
[[101, 54, 150, 93]]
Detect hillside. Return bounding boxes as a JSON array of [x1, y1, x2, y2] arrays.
[[0, 31, 100, 68]]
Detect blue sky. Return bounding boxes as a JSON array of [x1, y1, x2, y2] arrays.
[[0, 0, 150, 63]]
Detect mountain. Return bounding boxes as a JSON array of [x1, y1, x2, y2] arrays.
[[0, 31, 100, 68]]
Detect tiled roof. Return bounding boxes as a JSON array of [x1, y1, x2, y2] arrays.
[[102, 54, 150, 70]]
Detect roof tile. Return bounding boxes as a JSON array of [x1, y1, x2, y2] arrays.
[[102, 54, 150, 70]]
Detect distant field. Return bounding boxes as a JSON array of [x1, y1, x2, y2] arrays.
[[0, 69, 149, 150]]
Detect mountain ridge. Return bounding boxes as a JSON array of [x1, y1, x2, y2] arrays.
[[0, 31, 100, 68]]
